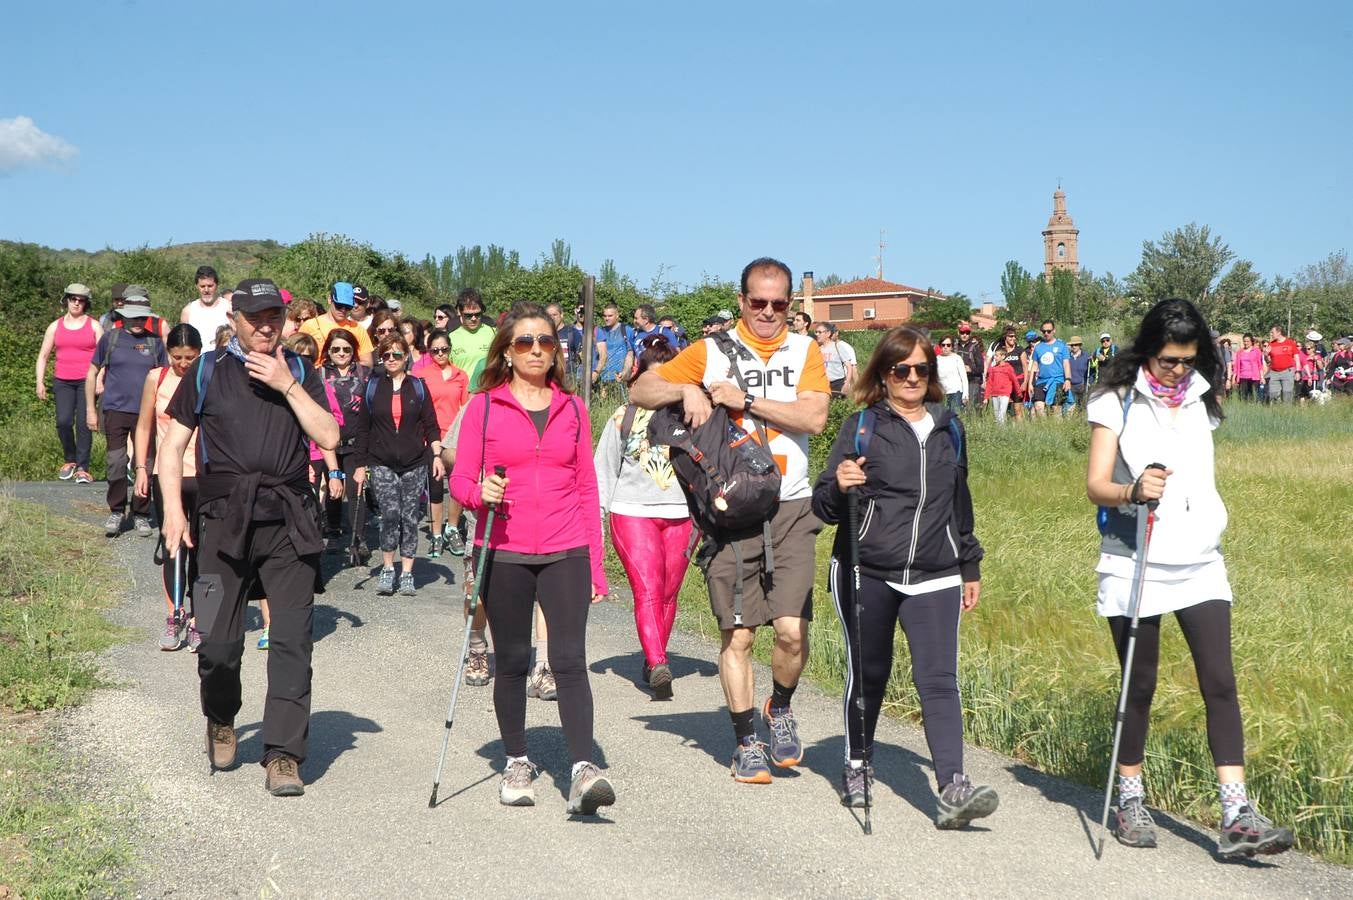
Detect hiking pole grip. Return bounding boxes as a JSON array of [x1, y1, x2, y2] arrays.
[[1143, 462, 1166, 511]]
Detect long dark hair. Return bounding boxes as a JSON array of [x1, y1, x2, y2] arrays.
[[479, 302, 570, 393], [1091, 298, 1224, 422], [853, 325, 944, 406]]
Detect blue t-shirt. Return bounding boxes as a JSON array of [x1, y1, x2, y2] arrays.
[[630, 325, 678, 357], [596, 323, 634, 379], [1033, 338, 1070, 383], [1068, 351, 1091, 386], [92, 328, 167, 414]]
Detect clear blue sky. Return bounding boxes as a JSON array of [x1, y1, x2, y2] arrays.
[[3, 0, 1351, 303]]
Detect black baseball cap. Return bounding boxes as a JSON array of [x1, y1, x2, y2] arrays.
[[352, 285, 370, 303], [232, 278, 286, 313]]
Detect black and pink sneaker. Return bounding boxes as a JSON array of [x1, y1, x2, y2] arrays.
[[1217, 805, 1294, 858]]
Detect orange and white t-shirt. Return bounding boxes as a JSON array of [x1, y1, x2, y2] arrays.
[[658, 321, 829, 501], [300, 315, 375, 365]]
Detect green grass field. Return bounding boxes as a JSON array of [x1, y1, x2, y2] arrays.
[[0, 495, 134, 896], [617, 398, 1353, 863]]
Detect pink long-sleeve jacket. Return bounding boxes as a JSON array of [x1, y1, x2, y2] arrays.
[[451, 383, 607, 594]]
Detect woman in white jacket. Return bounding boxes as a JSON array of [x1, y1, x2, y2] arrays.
[[1086, 298, 1292, 859], [594, 336, 692, 699], [936, 336, 969, 414]]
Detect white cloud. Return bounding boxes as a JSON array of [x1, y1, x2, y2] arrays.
[[0, 116, 78, 172]]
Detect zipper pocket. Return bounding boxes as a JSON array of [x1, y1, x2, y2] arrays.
[[857, 498, 877, 540], [945, 524, 959, 559]]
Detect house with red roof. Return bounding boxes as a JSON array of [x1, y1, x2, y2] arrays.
[[794, 273, 942, 329]]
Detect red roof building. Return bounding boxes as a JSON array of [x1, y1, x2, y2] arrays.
[[794, 273, 941, 329]]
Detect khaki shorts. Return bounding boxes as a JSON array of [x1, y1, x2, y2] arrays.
[[703, 498, 822, 630]]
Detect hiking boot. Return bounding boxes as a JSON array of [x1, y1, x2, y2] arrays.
[[427, 535, 443, 559], [762, 698, 803, 767], [464, 648, 491, 686], [206, 720, 237, 771], [399, 572, 416, 596], [935, 773, 999, 829], [648, 663, 673, 700], [75, 469, 92, 484], [731, 738, 772, 784], [257, 627, 270, 651], [1217, 805, 1294, 858], [376, 567, 396, 595], [841, 764, 874, 808], [187, 622, 203, 653], [104, 512, 124, 537], [265, 755, 305, 797], [135, 515, 154, 538], [158, 615, 182, 651], [566, 762, 615, 815], [1114, 797, 1158, 849], [527, 665, 558, 701], [444, 524, 465, 557], [499, 758, 537, 807], [59, 462, 77, 480]]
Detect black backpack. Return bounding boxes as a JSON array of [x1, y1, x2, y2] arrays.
[[646, 332, 781, 626]]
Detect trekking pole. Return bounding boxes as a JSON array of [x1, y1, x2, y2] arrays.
[[172, 546, 186, 644], [429, 465, 506, 808], [849, 415, 875, 835], [1098, 462, 1166, 852]]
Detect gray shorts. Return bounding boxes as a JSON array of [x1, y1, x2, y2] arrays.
[[702, 498, 822, 630]]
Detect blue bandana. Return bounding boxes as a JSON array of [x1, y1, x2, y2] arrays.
[[224, 336, 248, 363]]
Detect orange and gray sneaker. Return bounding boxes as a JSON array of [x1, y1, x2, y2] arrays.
[[59, 463, 77, 480], [762, 698, 803, 767], [731, 737, 772, 784]]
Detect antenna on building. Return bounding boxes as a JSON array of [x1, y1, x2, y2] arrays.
[[875, 229, 887, 279]]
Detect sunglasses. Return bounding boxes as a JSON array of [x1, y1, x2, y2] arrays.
[[1070, 342, 1082, 347], [746, 297, 791, 312], [429, 346, 450, 355], [1041, 328, 1054, 334], [511, 333, 558, 352], [1154, 354, 1196, 371], [375, 326, 397, 335], [329, 346, 353, 354], [381, 351, 406, 361], [434, 312, 449, 319], [940, 342, 953, 348], [889, 362, 931, 381], [462, 311, 482, 319]]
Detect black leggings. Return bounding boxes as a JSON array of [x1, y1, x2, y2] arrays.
[[481, 554, 594, 763], [152, 476, 199, 612], [53, 378, 92, 470], [831, 561, 964, 788], [1109, 599, 1244, 768], [323, 452, 363, 530]]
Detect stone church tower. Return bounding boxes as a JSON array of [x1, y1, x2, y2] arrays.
[[1042, 187, 1079, 281]]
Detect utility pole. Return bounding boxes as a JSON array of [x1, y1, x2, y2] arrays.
[[580, 275, 596, 409], [875, 229, 887, 280]]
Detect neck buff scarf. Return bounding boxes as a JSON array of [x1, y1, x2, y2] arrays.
[[1143, 364, 1191, 407]]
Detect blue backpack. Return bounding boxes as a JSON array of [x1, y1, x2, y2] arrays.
[[1095, 390, 1140, 553], [364, 372, 426, 410], [853, 407, 964, 463]]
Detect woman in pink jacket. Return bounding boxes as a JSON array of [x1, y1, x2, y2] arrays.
[[451, 302, 613, 817]]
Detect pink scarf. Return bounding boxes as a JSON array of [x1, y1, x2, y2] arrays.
[[1142, 365, 1190, 407]]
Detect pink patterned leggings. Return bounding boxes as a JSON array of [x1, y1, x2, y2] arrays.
[[610, 514, 693, 667]]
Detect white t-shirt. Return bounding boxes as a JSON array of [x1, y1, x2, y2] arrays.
[[821, 339, 857, 381], [183, 297, 233, 351]]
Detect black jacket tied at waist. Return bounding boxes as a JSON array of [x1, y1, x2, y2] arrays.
[[198, 471, 323, 559]]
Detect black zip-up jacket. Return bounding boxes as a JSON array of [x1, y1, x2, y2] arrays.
[[352, 374, 439, 473], [811, 400, 982, 585]]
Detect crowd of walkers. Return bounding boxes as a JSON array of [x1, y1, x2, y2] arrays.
[[28, 260, 1304, 857]]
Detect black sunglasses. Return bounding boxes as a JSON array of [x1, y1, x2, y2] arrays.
[[462, 311, 482, 319], [511, 333, 558, 352], [889, 362, 931, 381], [746, 297, 791, 312], [1155, 354, 1196, 371], [429, 346, 450, 355], [381, 351, 406, 361], [1041, 328, 1054, 334]]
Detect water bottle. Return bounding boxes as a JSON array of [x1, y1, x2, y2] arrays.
[[727, 421, 774, 475]]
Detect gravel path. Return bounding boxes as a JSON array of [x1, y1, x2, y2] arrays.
[[8, 481, 1349, 898]]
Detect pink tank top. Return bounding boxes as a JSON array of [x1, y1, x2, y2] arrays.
[[53, 316, 97, 380], [152, 368, 198, 478]]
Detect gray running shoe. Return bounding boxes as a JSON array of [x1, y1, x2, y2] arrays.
[[1218, 805, 1294, 858], [841, 763, 873, 808], [398, 572, 416, 596], [135, 515, 154, 538], [527, 665, 558, 701], [1115, 797, 1158, 848], [500, 758, 537, 807], [187, 622, 203, 653], [426, 535, 443, 559], [762, 698, 803, 767], [935, 773, 999, 829], [104, 512, 124, 537], [158, 615, 182, 651], [464, 648, 491, 686], [444, 524, 465, 557], [566, 762, 615, 815], [376, 567, 396, 595], [730, 738, 772, 784]]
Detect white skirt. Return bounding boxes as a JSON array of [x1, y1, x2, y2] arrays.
[[1095, 553, 1233, 618]]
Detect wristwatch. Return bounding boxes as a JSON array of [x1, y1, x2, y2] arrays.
[[743, 393, 756, 413], [328, 470, 345, 480]]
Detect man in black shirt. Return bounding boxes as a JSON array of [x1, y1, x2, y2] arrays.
[[159, 278, 338, 797]]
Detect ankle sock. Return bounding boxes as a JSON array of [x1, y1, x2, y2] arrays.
[[1220, 781, 1249, 826], [535, 639, 548, 670], [571, 760, 592, 778], [770, 679, 796, 711], [506, 754, 530, 767], [1118, 773, 1145, 803], [730, 708, 756, 742], [468, 629, 488, 651]]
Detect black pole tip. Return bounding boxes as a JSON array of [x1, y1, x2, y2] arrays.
[[428, 786, 439, 808]]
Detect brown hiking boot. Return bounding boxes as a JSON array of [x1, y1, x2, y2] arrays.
[[206, 720, 237, 771], [265, 755, 305, 797]]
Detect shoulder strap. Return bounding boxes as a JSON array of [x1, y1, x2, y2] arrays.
[[193, 353, 217, 417], [157, 366, 170, 390], [947, 418, 964, 464], [365, 375, 379, 410], [854, 409, 877, 457], [616, 403, 639, 478], [103, 327, 121, 364], [479, 391, 491, 480]]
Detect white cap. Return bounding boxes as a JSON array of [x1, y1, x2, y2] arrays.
[[1099, 332, 1112, 340], [1307, 330, 1322, 342]]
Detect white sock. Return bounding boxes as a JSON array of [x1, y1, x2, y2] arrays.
[[571, 760, 592, 778]]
